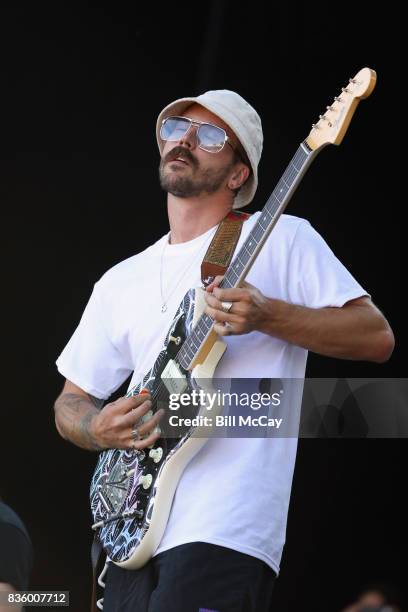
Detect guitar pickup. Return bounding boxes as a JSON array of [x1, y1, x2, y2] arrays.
[[161, 359, 188, 395]]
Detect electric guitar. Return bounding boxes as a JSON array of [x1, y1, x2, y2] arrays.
[[90, 67, 377, 568]]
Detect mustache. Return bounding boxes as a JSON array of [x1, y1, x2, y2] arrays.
[[164, 146, 197, 168]]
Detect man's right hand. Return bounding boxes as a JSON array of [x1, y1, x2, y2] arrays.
[[90, 393, 164, 450]]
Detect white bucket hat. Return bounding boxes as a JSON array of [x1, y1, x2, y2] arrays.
[[156, 89, 263, 209]]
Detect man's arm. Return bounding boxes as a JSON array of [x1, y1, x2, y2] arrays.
[[257, 295, 395, 363], [54, 380, 164, 451], [54, 380, 105, 450], [205, 280, 395, 363]]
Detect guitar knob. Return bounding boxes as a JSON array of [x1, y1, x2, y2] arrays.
[[149, 447, 163, 463], [139, 474, 153, 489]]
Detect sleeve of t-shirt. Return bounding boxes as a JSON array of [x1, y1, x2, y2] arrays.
[[55, 282, 133, 400], [288, 220, 370, 308]]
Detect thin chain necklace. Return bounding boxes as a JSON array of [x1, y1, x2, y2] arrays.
[[159, 229, 215, 313]]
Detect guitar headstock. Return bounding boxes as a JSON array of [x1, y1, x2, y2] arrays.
[[306, 67, 377, 150]]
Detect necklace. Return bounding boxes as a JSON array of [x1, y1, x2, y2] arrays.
[[159, 229, 215, 313]]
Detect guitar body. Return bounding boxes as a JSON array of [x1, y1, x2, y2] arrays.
[[90, 287, 226, 568]]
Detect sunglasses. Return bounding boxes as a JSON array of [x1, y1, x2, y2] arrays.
[[160, 116, 234, 153]]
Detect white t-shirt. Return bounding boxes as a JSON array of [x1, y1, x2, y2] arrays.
[[56, 211, 368, 575]]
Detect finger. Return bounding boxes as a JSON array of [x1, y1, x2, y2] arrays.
[[135, 409, 165, 439], [240, 280, 256, 290], [121, 399, 153, 427], [129, 428, 162, 451], [205, 293, 250, 318], [205, 275, 224, 292], [205, 304, 242, 325], [128, 410, 165, 450], [212, 286, 249, 302], [111, 392, 152, 415], [204, 293, 226, 310], [214, 322, 234, 336]]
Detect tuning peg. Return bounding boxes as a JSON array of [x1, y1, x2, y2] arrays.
[[334, 96, 342, 102], [326, 105, 334, 111], [349, 78, 356, 84], [341, 87, 349, 93], [317, 114, 333, 128], [311, 123, 320, 129]]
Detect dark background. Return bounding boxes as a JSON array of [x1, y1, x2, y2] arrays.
[[1, 2, 406, 611]]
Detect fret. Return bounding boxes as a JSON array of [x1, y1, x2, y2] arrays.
[[191, 336, 200, 349], [202, 314, 213, 328], [290, 158, 301, 173], [270, 192, 282, 209], [178, 352, 189, 369], [274, 187, 285, 203], [242, 241, 254, 258], [260, 211, 271, 224], [258, 217, 268, 231], [289, 161, 301, 177], [260, 209, 273, 224], [188, 338, 197, 351], [253, 224, 264, 241], [228, 268, 239, 282], [234, 253, 246, 270], [282, 167, 294, 184], [198, 320, 206, 334], [247, 232, 259, 247], [221, 272, 235, 289]]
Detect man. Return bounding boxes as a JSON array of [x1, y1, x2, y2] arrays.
[[54, 90, 394, 611]]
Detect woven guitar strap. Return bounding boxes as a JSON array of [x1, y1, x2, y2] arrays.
[[201, 209, 250, 286], [90, 209, 250, 611]]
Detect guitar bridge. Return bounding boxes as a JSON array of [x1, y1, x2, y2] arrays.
[[92, 507, 144, 530]]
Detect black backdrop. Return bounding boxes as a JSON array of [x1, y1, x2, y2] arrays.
[[0, 2, 406, 611]]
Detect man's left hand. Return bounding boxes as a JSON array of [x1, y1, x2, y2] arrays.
[[204, 275, 270, 336]]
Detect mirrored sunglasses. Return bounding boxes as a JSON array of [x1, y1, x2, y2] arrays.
[[160, 116, 233, 153]]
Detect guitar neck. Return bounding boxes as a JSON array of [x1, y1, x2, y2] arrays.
[[221, 141, 320, 289], [177, 140, 321, 370]]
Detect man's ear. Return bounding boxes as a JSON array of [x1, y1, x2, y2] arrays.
[[228, 164, 250, 190]]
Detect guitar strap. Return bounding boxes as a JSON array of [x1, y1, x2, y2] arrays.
[[90, 209, 250, 611], [201, 209, 250, 286]]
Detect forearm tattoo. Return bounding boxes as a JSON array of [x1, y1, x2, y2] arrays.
[[55, 392, 105, 451]]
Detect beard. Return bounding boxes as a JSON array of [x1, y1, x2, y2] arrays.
[[159, 146, 234, 198]]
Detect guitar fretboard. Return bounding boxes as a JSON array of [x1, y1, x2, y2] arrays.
[[177, 141, 317, 370]]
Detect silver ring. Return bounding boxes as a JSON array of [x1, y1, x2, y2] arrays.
[[221, 300, 233, 313], [131, 426, 141, 442]]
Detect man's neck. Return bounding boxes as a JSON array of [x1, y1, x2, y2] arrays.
[[167, 193, 232, 244]]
